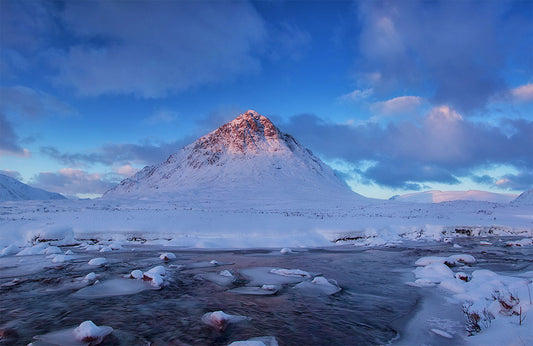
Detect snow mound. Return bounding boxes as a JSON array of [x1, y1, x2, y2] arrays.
[[0, 173, 65, 201], [88, 258, 107, 266], [201, 310, 250, 331]]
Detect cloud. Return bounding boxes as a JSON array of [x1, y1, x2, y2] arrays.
[[51, 1, 266, 97], [114, 165, 139, 178], [494, 172, 533, 191], [370, 96, 423, 115], [0, 113, 29, 157], [355, 0, 532, 112], [31, 168, 117, 197], [511, 83, 533, 103], [0, 169, 22, 180], [282, 107, 533, 189], [0, 86, 75, 118], [144, 110, 178, 125], [268, 23, 311, 61], [338, 88, 373, 103], [41, 136, 193, 168]]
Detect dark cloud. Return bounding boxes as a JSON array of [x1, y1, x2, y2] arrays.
[[41, 137, 193, 168], [355, 0, 532, 112], [53, 1, 266, 97], [472, 175, 496, 185], [495, 172, 533, 192], [0, 86, 75, 118], [31, 169, 117, 197], [282, 108, 533, 189], [0, 113, 27, 157]]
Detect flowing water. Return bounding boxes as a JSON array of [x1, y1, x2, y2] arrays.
[[0, 239, 531, 345]]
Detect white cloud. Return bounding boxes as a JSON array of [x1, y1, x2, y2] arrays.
[[115, 165, 139, 177], [338, 88, 373, 103], [511, 83, 533, 102], [370, 96, 424, 115]]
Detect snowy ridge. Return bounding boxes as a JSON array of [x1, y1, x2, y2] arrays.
[[105, 110, 361, 204], [0, 174, 65, 201], [511, 188, 533, 206], [389, 190, 517, 204]]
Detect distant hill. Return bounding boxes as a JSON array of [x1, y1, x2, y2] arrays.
[[389, 190, 517, 203], [0, 174, 65, 201], [511, 188, 533, 206]]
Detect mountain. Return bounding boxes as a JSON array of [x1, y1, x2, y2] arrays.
[[389, 190, 517, 204], [0, 174, 66, 201], [511, 188, 533, 206], [104, 110, 362, 204]]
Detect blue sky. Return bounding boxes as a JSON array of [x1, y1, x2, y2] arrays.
[[0, 0, 532, 199]]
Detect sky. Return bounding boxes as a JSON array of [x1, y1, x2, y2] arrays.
[[0, 0, 532, 199]]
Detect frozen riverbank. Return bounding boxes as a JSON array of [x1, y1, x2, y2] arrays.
[[0, 198, 531, 249]]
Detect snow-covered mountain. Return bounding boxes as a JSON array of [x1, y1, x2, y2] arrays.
[[0, 174, 65, 201], [105, 110, 363, 204], [389, 190, 517, 204], [511, 188, 533, 206]]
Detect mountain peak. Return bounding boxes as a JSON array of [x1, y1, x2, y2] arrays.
[[196, 110, 285, 156], [104, 109, 362, 202]]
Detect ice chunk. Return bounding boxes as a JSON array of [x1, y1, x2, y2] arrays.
[[32, 320, 113, 345], [227, 285, 280, 296], [44, 246, 63, 255], [293, 276, 342, 296], [1, 244, 19, 256], [72, 278, 157, 298], [65, 250, 74, 255], [229, 336, 279, 346], [16, 243, 49, 256], [430, 328, 453, 339], [480, 241, 492, 246], [84, 244, 101, 251], [88, 258, 107, 266], [99, 246, 113, 253], [201, 311, 250, 331], [280, 247, 292, 254], [195, 271, 235, 286], [159, 252, 176, 261], [269, 268, 311, 278], [241, 267, 310, 286]]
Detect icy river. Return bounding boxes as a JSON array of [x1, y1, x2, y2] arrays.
[[1, 238, 532, 345]]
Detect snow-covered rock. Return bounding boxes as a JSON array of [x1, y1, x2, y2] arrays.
[[201, 311, 250, 331], [159, 252, 176, 260], [0, 173, 65, 201], [88, 258, 107, 266]]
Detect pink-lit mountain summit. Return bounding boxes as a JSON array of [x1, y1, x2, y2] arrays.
[[104, 110, 362, 204]]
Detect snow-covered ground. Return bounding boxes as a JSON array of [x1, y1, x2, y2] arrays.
[[0, 197, 531, 249]]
